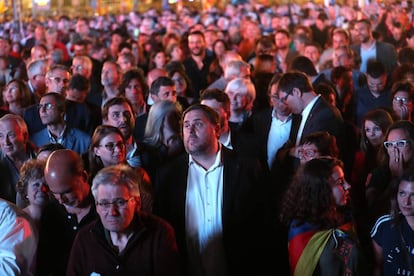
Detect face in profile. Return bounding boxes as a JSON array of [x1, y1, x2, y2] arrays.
[[330, 165, 350, 206]]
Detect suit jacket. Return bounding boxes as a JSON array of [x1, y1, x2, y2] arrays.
[[30, 127, 91, 155], [291, 96, 345, 147], [153, 148, 284, 275], [350, 41, 397, 75]]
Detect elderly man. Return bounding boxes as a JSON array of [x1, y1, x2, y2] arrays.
[[154, 104, 278, 275], [37, 149, 97, 276], [67, 164, 182, 276], [0, 114, 36, 206], [224, 77, 256, 132]]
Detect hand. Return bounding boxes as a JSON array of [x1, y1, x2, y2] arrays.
[[389, 146, 404, 177]]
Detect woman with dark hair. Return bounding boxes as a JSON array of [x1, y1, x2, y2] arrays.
[[280, 157, 367, 275], [88, 125, 152, 212], [366, 120, 414, 229], [352, 108, 394, 186], [391, 80, 414, 121], [119, 68, 148, 118], [166, 67, 194, 108], [2, 79, 33, 116], [371, 168, 414, 275]]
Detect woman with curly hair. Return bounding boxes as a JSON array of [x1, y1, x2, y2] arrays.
[[17, 159, 51, 224], [280, 157, 367, 275]]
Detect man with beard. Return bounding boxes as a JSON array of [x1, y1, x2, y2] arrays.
[[351, 19, 397, 75], [37, 149, 97, 275], [183, 31, 214, 101], [274, 29, 298, 73], [102, 96, 142, 168], [154, 104, 278, 275], [30, 92, 91, 155]]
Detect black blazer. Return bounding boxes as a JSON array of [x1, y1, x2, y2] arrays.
[[291, 96, 345, 148], [153, 148, 283, 275]]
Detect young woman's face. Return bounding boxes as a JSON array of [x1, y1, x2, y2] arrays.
[[385, 128, 414, 165], [94, 133, 126, 167], [330, 165, 350, 206], [364, 120, 384, 147]]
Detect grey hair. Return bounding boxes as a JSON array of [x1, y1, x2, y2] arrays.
[[91, 164, 140, 201]]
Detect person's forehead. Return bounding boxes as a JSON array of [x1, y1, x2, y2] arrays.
[[50, 68, 69, 76], [109, 103, 132, 112], [40, 95, 56, 103], [159, 85, 175, 92], [184, 109, 207, 120], [0, 120, 20, 132]]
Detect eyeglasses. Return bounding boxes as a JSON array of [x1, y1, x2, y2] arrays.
[[96, 197, 133, 210], [298, 148, 318, 159], [72, 64, 83, 71], [48, 76, 69, 84], [99, 141, 125, 152], [383, 139, 410, 149], [38, 103, 56, 110], [279, 93, 291, 103], [393, 96, 410, 105]]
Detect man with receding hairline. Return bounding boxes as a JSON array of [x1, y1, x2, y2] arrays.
[[37, 149, 97, 276]]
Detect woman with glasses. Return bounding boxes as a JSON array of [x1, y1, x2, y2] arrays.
[[391, 80, 414, 121], [87, 125, 152, 212], [280, 157, 367, 275], [366, 120, 414, 230], [1, 79, 32, 117]]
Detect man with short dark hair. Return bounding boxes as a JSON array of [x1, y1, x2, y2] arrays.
[[149, 76, 177, 103], [351, 19, 397, 74], [154, 104, 276, 275], [102, 97, 141, 167], [30, 92, 91, 154], [354, 60, 392, 127], [183, 31, 214, 100]]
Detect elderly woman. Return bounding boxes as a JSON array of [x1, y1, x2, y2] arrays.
[[17, 159, 50, 224]]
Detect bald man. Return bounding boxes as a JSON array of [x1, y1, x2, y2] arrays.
[[37, 149, 97, 276]]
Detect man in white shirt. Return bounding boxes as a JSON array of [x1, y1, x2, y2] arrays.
[[154, 104, 280, 275], [0, 199, 37, 275]]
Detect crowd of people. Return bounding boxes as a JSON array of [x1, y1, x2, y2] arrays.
[[0, 1, 414, 275]]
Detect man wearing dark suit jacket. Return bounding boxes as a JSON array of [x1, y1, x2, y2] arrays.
[[350, 18, 397, 75], [276, 72, 346, 167], [153, 104, 285, 276]]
